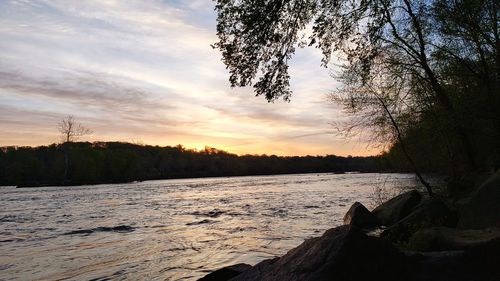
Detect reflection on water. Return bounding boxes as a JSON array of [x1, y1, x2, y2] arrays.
[[1, 173, 425, 280]]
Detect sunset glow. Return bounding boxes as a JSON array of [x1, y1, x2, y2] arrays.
[[0, 0, 379, 156]]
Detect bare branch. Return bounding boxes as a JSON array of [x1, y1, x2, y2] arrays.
[[57, 115, 93, 143]]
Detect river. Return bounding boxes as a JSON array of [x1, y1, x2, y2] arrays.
[[0, 173, 428, 280]]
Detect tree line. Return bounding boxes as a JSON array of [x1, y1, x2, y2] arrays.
[[0, 142, 387, 187]]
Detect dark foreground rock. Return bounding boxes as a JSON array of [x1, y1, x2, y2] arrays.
[[457, 170, 500, 229], [230, 225, 410, 281], [198, 263, 252, 281], [409, 237, 500, 281], [343, 202, 380, 228], [381, 198, 456, 244], [408, 227, 500, 252], [200, 225, 500, 281], [372, 190, 422, 226], [460, 236, 500, 280]]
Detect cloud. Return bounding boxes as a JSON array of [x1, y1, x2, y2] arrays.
[[0, 0, 377, 156]]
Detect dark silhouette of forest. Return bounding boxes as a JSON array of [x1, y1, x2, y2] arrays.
[[0, 142, 387, 187]]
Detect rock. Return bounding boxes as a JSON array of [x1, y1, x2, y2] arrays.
[[461, 237, 500, 280], [198, 263, 252, 281], [381, 198, 457, 244], [408, 227, 500, 252], [408, 236, 500, 281], [407, 251, 469, 281], [231, 225, 411, 281], [343, 202, 380, 228], [457, 170, 500, 229], [372, 190, 422, 227]]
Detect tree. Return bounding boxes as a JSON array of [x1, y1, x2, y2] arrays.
[[57, 115, 92, 184], [332, 60, 434, 195], [57, 115, 93, 143], [213, 0, 499, 176]]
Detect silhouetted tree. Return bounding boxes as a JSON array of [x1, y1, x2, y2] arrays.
[[213, 0, 499, 177], [57, 115, 93, 143], [57, 116, 92, 184], [333, 61, 434, 195]]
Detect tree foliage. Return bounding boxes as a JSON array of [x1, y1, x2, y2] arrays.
[[214, 0, 499, 174]]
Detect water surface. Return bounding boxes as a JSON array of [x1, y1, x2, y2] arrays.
[[1, 173, 426, 280]]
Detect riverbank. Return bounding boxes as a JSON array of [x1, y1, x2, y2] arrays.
[[200, 171, 500, 280]]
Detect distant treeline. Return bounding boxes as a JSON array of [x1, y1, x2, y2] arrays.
[[0, 142, 389, 187]]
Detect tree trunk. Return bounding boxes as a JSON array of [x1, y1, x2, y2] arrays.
[[63, 143, 69, 184], [376, 95, 434, 197]]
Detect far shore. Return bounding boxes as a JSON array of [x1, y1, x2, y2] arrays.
[[10, 170, 413, 189]]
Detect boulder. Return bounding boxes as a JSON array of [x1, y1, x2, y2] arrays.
[[231, 225, 411, 281], [381, 198, 457, 244], [222, 229, 500, 281], [408, 237, 500, 281], [372, 190, 422, 227], [343, 202, 380, 228], [408, 251, 468, 281], [461, 237, 500, 280], [408, 227, 500, 252], [198, 263, 252, 281], [457, 170, 500, 229]]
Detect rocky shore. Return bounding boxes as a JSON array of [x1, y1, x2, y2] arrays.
[[199, 171, 500, 281]]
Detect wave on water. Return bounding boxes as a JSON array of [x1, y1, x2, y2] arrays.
[[0, 173, 430, 281], [64, 225, 136, 235]]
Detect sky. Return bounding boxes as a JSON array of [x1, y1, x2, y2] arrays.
[[0, 0, 379, 156]]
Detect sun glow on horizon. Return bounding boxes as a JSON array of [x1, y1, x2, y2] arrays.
[[0, 0, 377, 157]]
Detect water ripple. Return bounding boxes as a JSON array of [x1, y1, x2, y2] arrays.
[[0, 173, 438, 280]]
